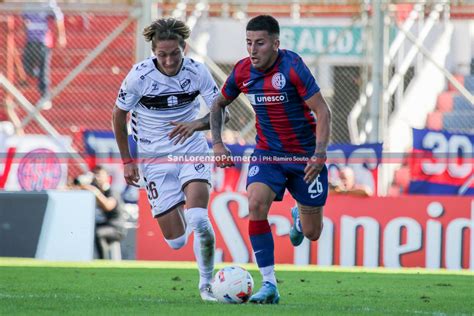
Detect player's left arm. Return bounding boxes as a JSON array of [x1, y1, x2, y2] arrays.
[[304, 91, 332, 183]]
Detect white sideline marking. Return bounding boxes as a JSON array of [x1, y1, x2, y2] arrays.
[[0, 257, 472, 276]]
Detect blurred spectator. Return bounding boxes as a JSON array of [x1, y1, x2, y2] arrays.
[[330, 166, 373, 197], [74, 165, 125, 260], [22, 0, 67, 109]]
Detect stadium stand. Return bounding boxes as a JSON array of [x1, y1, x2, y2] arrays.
[[0, 12, 135, 143], [159, 1, 362, 19], [390, 164, 410, 195], [427, 74, 474, 134], [390, 70, 473, 196]]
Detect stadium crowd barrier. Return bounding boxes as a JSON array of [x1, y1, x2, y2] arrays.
[[0, 190, 95, 261]]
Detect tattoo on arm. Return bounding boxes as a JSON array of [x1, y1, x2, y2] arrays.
[[210, 95, 232, 145], [315, 141, 328, 154], [194, 109, 230, 132], [309, 93, 332, 155]]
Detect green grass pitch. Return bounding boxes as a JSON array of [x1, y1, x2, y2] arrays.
[[0, 258, 473, 315]]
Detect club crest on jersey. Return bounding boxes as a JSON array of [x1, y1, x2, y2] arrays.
[[194, 163, 205, 173], [180, 79, 191, 91], [271, 72, 286, 90], [248, 166, 260, 177]]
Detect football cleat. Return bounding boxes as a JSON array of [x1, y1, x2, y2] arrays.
[[199, 284, 218, 302], [248, 281, 280, 304], [289, 206, 304, 246]]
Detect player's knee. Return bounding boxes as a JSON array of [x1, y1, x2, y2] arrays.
[[304, 223, 324, 241], [248, 197, 270, 216], [304, 230, 322, 241], [186, 207, 212, 234], [165, 233, 187, 250]]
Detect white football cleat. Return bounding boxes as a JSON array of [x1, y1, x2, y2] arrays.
[[199, 284, 218, 302]]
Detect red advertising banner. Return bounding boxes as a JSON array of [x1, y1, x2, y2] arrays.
[[137, 191, 473, 270]]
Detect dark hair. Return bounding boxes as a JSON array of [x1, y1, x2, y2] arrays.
[[246, 15, 280, 36], [143, 18, 190, 50]]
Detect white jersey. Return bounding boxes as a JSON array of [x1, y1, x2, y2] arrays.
[[115, 57, 219, 156]]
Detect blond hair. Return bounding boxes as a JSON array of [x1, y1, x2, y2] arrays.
[[143, 18, 190, 50]]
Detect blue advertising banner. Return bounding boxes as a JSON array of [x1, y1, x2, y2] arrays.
[[409, 128, 473, 195]]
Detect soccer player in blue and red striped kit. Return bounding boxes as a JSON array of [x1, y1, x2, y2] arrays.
[[210, 15, 332, 304]]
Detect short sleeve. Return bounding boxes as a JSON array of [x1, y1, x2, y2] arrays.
[[198, 64, 219, 109], [115, 69, 141, 111], [290, 56, 320, 100], [221, 67, 241, 100]]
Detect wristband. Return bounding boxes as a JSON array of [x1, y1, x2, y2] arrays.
[[123, 159, 134, 165]]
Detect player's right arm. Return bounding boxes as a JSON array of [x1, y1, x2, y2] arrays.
[[112, 106, 139, 187], [210, 65, 242, 168], [210, 94, 234, 168], [113, 67, 142, 187]]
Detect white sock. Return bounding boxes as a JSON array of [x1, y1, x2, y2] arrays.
[[185, 207, 216, 288], [184, 209, 193, 238], [260, 265, 277, 286], [164, 233, 187, 250]]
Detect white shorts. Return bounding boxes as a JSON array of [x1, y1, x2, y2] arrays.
[[140, 138, 211, 217]]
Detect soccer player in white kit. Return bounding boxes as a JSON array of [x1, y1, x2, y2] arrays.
[[112, 18, 220, 301]]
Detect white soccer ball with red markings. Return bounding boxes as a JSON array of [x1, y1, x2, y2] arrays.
[[211, 266, 254, 304]]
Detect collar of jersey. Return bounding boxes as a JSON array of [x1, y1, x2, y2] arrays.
[[152, 57, 185, 78], [252, 49, 283, 74]]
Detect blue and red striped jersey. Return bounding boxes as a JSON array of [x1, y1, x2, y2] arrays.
[[222, 49, 320, 154]]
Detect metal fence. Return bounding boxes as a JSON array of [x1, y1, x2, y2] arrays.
[[1, 1, 472, 150], [0, 4, 138, 144], [0, 1, 367, 149]]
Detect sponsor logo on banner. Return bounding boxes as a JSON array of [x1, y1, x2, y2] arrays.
[[137, 192, 473, 270], [17, 148, 62, 191], [206, 142, 381, 195], [0, 135, 70, 190]]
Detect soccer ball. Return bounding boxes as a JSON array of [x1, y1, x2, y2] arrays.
[[211, 266, 254, 304]]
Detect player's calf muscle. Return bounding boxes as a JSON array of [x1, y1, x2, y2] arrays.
[[299, 204, 324, 241]]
